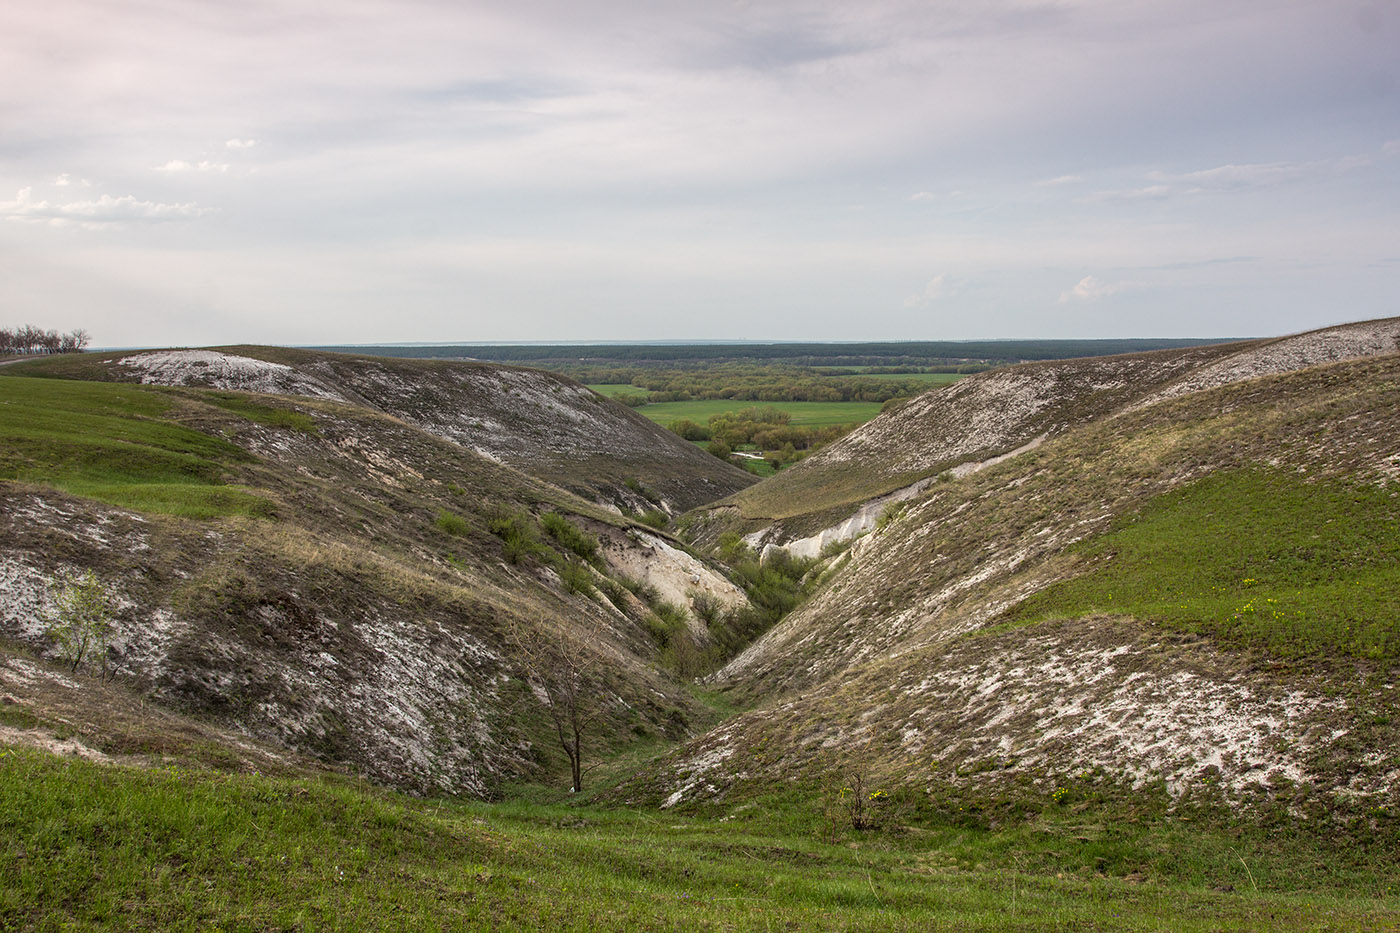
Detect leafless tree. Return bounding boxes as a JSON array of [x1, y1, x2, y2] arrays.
[[58, 329, 90, 352], [0, 324, 92, 355], [509, 619, 608, 793]]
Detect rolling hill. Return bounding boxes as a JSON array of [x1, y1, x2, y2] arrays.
[[621, 318, 1400, 830], [19, 346, 755, 514]]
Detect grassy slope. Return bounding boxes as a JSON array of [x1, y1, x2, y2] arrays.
[[610, 354, 1400, 874], [691, 342, 1256, 541], [1009, 468, 1400, 661], [0, 376, 271, 519], [710, 353, 1400, 700], [3, 749, 1395, 931]]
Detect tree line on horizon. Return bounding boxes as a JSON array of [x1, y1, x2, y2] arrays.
[[0, 325, 91, 356]]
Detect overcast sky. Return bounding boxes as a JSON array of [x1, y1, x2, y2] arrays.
[[2, 0, 1396, 347]]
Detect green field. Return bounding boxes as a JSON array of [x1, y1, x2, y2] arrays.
[[586, 383, 648, 402], [586, 389, 886, 429], [843, 372, 963, 384], [4, 748, 1395, 931]]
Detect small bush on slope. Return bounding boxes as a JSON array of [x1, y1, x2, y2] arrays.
[[540, 511, 600, 563]]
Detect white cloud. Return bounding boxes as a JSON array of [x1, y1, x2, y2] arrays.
[[225, 138, 259, 149], [909, 191, 936, 201], [1092, 149, 1384, 202], [1037, 174, 1081, 187], [1384, 140, 1400, 157], [904, 273, 949, 307], [0, 187, 211, 228], [1149, 161, 1304, 191], [1058, 274, 1127, 303], [153, 160, 230, 173]]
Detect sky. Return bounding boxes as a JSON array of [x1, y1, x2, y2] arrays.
[[1, 0, 1397, 347]]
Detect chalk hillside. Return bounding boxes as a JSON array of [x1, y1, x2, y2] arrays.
[[618, 317, 1400, 826]]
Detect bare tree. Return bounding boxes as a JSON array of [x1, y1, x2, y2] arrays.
[[0, 325, 91, 355], [58, 329, 90, 353], [509, 619, 608, 793]]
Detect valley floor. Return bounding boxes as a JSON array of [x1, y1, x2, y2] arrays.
[[2, 746, 1397, 932]]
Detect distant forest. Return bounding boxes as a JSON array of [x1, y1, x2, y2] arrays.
[[310, 338, 1230, 368]]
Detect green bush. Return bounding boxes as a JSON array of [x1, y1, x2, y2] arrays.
[[691, 593, 722, 626], [558, 561, 595, 597], [435, 509, 469, 536], [635, 509, 669, 530], [666, 419, 710, 441], [594, 576, 626, 605], [644, 600, 689, 647], [540, 512, 600, 563], [488, 510, 555, 565]]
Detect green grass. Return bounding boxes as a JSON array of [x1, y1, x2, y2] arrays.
[[586, 388, 886, 428], [3, 748, 1395, 931], [435, 508, 470, 536], [586, 383, 648, 402], [0, 375, 273, 519], [199, 392, 318, 434], [1009, 467, 1400, 661], [633, 399, 884, 428]]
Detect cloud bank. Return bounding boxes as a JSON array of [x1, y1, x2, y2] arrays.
[[0, 0, 1394, 345]]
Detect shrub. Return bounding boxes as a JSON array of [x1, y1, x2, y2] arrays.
[[488, 510, 555, 565], [635, 509, 669, 530], [558, 561, 595, 597], [663, 631, 712, 680], [644, 600, 689, 648], [823, 769, 892, 836], [541, 512, 600, 563], [876, 502, 907, 530], [45, 570, 116, 677], [595, 576, 626, 605], [691, 593, 722, 626], [435, 509, 469, 536], [666, 419, 710, 441]]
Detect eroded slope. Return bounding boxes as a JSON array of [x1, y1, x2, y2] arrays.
[[697, 317, 1400, 548], [622, 349, 1400, 818], [0, 375, 744, 795], [25, 346, 756, 513]]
